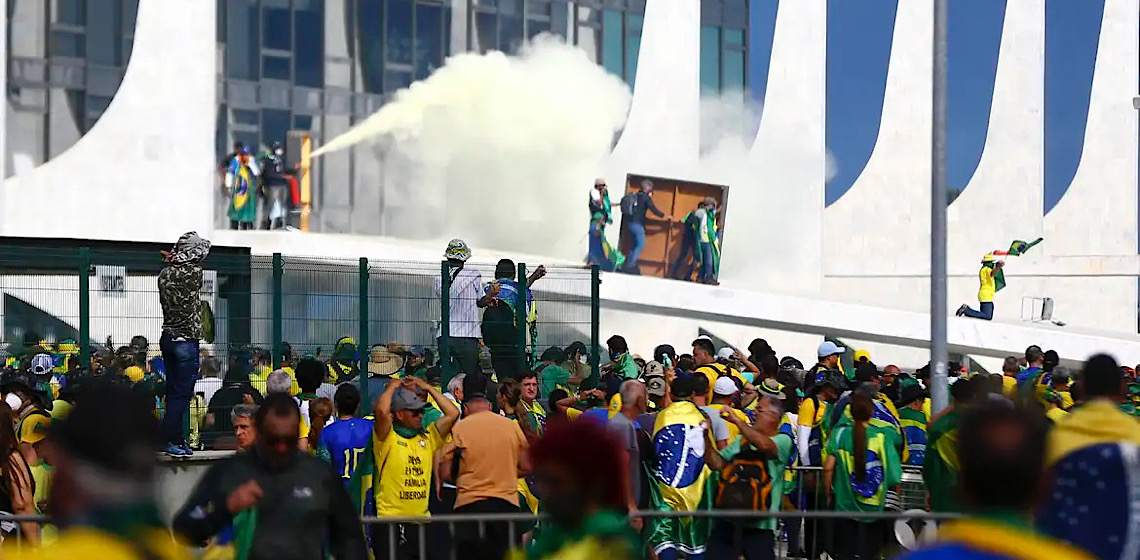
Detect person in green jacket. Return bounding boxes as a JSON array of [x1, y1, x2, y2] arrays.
[[924, 376, 981, 513], [605, 335, 640, 380], [823, 390, 902, 560]]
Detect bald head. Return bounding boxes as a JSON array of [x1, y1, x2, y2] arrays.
[[620, 380, 647, 415]]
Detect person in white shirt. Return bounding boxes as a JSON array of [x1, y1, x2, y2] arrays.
[[433, 239, 483, 378]]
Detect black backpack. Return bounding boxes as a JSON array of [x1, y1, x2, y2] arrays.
[[715, 445, 775, 511], [620, 193, 638, 217]]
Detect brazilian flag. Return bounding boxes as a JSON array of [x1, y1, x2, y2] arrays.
[[1006, 238, 1043, 257], [990, 237, 1042, 292], [991, 265, 1007, 293]]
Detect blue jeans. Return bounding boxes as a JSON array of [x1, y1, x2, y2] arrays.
[[625, 221, 646, 272], [963, 301, 994, 320], [160, 332, 200, 445]]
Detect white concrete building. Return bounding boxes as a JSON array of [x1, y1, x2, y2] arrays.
[[1, 0, 1138, 368]]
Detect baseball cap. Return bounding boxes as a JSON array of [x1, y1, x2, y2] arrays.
[[853, 349, 871, 363], [713, 377, 738, 396], [391, 388, 428, 412], [644, 360, 665, 378], [817, 341, 846, 357], [29, 353, 54, 376], [646, 375, 667, 398], [716, 348, 736, 361]]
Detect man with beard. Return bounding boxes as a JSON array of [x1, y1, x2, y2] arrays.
[[174, 393, 366, 560]]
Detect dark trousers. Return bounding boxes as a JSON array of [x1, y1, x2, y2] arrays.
[[801, 486, 828, 560], [440, 336, 480, 377], [372, 522, 426, 560], [427, 485, 457, 560], [454, 497, 519, 560], [159, 332, 199, 445], [828, 519, 884, 560], [670, 231, 698, 280], [490, 347, 521, 381], [707, 521, 775, 560]]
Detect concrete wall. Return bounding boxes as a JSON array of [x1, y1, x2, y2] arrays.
[[1, 0, 1136, 363], [2, 0, 215, 244]]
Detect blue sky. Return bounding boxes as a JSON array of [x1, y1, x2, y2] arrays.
[[749, 0, 1106, 211]]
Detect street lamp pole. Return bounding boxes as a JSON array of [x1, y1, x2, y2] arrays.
[[931, 0, 950, 413]]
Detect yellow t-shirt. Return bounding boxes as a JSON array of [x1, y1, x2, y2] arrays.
[[565, 407, 583, 421], [695, 363, 747, 396], [797, 397, 827, 428], [978, 266, 996, 303], [1002, 376, 1018, 399], [1058, 390, 1074, 410], [374, 423, 444, 517], [1046, 407, 1070, 424]]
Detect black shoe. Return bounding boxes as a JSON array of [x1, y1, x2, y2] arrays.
[[955, 304, 967, 317]]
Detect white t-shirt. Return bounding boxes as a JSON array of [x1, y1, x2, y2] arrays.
[[194, 377, 223, 405], [433, 267, 484, 339]]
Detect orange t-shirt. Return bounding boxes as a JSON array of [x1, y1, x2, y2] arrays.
[[447, 410, 529, 509]]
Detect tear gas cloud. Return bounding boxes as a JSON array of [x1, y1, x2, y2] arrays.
[[313, 35, 632, 260]]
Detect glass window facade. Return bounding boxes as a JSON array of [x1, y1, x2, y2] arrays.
[[6, 0, 138, 172], [7, 0, 750, 232], [699, 0, 748, 96]]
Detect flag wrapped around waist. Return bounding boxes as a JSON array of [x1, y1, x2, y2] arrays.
[[651, 402, 710, 512]]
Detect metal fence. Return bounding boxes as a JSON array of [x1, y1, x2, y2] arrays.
[[360, 508, 959, 560], [0, 240, 601, 446]]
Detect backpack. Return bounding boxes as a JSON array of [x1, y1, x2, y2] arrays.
[[715, 446, 775, 510], [620, 193, 637, 217]]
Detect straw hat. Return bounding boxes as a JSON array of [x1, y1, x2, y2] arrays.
[[368, 345, 401, 376]]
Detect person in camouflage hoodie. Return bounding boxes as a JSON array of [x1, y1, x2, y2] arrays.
[[158, 231, 211, 456]]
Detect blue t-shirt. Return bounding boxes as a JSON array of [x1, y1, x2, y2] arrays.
[[318, 417, 374, 483]]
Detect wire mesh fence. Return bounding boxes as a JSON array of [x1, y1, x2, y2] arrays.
[[0, 240, 601, 449]]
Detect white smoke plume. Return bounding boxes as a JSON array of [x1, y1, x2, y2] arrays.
[[686, 90, 839, 291], [312, 35, 631, 260]]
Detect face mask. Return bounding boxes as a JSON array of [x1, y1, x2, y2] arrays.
[[610, 351, 624, 361], [578, 354, 588, 364], [4, 393, 21, 411]]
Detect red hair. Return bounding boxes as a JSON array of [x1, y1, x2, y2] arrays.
[[529, 420, 629, 512]]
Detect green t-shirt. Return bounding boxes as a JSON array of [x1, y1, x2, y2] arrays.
[[716, 432, 794, 531], [825, 424, 901, 520], [539, 363, 571, 397], [923, 408, 960, 512]]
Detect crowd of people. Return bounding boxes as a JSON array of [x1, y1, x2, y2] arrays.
[[219, 140, 299, 231], [0, 233, 1138, 560]]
